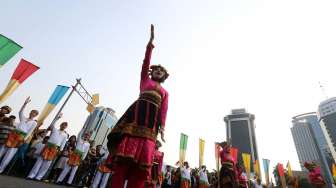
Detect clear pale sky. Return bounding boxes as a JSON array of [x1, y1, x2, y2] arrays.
[[1, 0, 336, 175]]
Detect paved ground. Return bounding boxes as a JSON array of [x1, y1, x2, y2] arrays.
[[0, 175, 69, 188]]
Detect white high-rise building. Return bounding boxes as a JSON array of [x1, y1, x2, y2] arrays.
[[80, 106, 118, 147]]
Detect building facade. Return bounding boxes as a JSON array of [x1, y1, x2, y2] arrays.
[[81, 106, 118, 147], [291, 112, 333, 187], [318, 97, 336, 163], [224, 109, 259, 171]]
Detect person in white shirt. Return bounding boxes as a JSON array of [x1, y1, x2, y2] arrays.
[[31, 136, 49, 159], [0, 97, 39, 173], [56, 130, 91, 185], [91, 148, 112, 188], [27, 114, 68, 180], [181, 162, 191, 188], [199, 165, 210, 188]]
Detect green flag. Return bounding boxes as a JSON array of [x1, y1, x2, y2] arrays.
[[0, 34, 22, 68], [179, 133, 188, 166]]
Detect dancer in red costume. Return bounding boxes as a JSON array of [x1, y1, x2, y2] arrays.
[[107, 25, 169, 188], [146, 140, 164, 188], [218, 141, 238, 188], [236, 164, 248, 188], [304, 162, 326, 188]]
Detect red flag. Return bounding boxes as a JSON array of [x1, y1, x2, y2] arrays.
[[278, 163, 285, 177], [0, 59, 39, 103], [11, 59, 39, 83], [230, 147, 238, 164]]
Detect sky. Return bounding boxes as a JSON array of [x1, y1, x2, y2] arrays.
[[1, 0, 336, 176]]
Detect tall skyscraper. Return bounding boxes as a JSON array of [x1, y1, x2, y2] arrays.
[[291, 112, 333, 186], [224, 109, 259, 171], [318, 97, 336, 163], [80, 106, 118, 147]]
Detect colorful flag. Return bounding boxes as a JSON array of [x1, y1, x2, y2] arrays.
[[199, 138, 205, 167], [179, 133, 188, 166], [262, 159, 270, 186], [0, 59, 39, 103], [0, 34, 22, 68], [215, 143, 221, 172], [287, 161, 293, 177], [37, 85, 70, 125], [254, 159, 261, 180], [87, 93, 100, 113], [278, 163, 287, 188], [332, 163, 336, 182], [230, 147, 238, 164], [242, 153, 251, 179]]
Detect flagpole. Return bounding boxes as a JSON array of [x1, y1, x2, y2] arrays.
[[49, 79, 80, 126]]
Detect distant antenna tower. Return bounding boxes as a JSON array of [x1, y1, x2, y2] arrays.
[[319, 81, 328, 99]]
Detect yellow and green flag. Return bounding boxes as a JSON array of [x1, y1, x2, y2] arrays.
[[242, 153, 251, 179], [199, 138, 205, 167], [287, 161, 293, 177], [332, 163, 336, 182], [179, 133, 188, 166], [254, 159, 261, 180], [0, 34, 22, 68]]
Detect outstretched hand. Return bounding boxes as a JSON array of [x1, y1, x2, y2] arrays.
[[56, 113, 63, 120], [149, 24, 154, 44], [24, 97, 31, 105]]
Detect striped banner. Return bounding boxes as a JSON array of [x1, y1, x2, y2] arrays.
[[278, 163, 287, 188], [242, 153, 251, 180], [254, 159, 261, 180], [179, 133, 188, 166], [0, 34, 22, 68], [262, 159, 270, 186], [0, 59, 39, 103], [199, 138, 205, 167], [215, 143, 221, 172], [287, 161, 293, 177], [37, 85, 70, 125], [333, 163, 336, 182]]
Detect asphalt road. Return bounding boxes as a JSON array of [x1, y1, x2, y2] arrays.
[[0, 175, 69, 188]]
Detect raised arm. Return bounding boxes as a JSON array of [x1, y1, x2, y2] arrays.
[[141, 25, 155, 82], [47, 113, 62, 132], [19, 97, 31, 121]]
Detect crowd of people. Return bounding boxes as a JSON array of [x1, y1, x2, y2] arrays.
[[0, 102, 113, 187]]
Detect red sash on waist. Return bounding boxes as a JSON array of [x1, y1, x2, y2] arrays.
[[5, 130, 26, 148], [41, 143, 59, 160]]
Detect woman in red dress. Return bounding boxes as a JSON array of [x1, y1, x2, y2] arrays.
[[107, 25, 169, 188]]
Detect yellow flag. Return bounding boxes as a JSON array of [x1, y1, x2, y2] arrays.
[[86, 103, 95, 113], [199, 138, 205, 167], [287, 161, 293, 177], [254, 160, 261, 179], [242, 153, 251, 179], [91, 93, 99, 105], [332, 163, 336, 178]]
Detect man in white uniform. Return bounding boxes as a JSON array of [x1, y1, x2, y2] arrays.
[[0, 97, 38, 173], [56, 130, 90, 185], [27, 114, 68, 180], [91, 148, 111, 188]]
